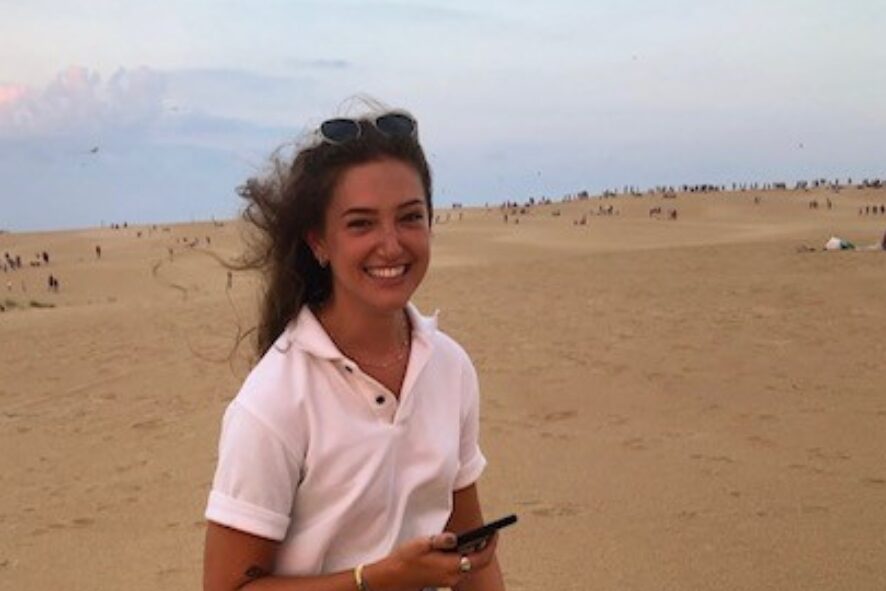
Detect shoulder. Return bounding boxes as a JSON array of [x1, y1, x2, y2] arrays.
[[431, 328, 474, 372], [232, 328, 314, 430], [409, 303, 475, 371]]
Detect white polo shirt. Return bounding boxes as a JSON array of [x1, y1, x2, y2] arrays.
[[205, 303, 487, 575]]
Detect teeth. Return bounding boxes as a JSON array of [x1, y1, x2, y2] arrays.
[[366, 265, 406, 278]]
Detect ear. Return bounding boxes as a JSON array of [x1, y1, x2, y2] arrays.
[[305, 230, 328, 265]]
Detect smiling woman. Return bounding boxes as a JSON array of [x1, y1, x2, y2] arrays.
[[203, 104, 507, 591]]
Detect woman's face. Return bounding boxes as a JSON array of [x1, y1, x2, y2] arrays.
[[311, 158, 431, 317]]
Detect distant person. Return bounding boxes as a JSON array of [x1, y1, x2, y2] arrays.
[[95, 245, 102, 260], [204, 105, 505, 591]]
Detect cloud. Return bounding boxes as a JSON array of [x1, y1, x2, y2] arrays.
[[283, 58, 352, 70], [0, 65, 166, 138], [0, 65, 302, 150], [348, 1, 483, 22], [0, 66, 303, 230]]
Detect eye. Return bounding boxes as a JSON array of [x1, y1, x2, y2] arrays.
[[401, 211, 425, 223], [346, 218, 372, 230]]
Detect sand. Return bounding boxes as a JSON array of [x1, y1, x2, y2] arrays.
[[1, 187, 885, 590]]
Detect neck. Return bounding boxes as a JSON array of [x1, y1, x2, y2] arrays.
[[316, 297, 410, 358]]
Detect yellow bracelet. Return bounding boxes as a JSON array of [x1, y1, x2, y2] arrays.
[[354, 563, 370, 591]]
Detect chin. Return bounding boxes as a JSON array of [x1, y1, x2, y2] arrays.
[[366, 293, 412, 314]]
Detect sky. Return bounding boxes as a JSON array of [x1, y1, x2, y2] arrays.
[[1, 0, 885, 231]]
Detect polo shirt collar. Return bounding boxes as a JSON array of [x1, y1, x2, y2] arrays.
[[285, 302, 438, 360]]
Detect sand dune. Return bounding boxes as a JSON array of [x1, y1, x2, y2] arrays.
[[2, 187, 885, 590]]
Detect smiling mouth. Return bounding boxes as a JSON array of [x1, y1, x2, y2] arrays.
[[365, 264, 408, 279]]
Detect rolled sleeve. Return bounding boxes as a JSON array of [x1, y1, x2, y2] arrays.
[[454, 359, 487, 490], [205, 401, 301, 541]]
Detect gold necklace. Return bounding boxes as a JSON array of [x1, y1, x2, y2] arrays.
[[351, 337, 410, 369], [323, 311, 411, 370]]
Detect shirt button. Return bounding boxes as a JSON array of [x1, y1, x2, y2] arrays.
[[375, 395, 385, 405]]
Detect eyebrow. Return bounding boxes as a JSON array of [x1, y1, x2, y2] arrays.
[[341, 199, 426, 217]]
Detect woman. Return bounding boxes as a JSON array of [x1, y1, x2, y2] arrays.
[[203, 108, 506, 591]]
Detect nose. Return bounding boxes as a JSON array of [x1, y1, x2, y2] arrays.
[[377, 222, 405, 259]]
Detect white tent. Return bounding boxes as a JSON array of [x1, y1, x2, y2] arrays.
[[824, 236, 855, 251]]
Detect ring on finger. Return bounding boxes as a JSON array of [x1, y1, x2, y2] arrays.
[[458, 555, 472, 573]]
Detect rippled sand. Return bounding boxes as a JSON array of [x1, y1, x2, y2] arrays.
[[2, 187, 885, 590]]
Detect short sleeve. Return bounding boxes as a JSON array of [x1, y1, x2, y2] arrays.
[[205, 401, 302, 541], [453, 358, 487, 490]]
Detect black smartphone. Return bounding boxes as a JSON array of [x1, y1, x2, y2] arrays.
[[451, 514, 518, 554]]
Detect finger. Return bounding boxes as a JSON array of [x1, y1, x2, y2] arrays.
[[465, 533, 499, 569], [429, 532, 457, 551]]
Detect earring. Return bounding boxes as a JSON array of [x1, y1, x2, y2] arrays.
[[316, 254, 328, 268]]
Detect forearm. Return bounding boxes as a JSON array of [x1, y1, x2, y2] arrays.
[[239, 570, 354, 591], [237, 559, 402, 591]]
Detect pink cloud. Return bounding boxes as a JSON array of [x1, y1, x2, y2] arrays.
[[0, 84, 31, 107], [0, 65, 166, 137]]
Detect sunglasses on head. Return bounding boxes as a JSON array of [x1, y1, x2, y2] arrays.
[[318, 111, 418, 145]]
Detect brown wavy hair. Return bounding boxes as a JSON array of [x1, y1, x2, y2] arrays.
[[235, 112, 433, 359]]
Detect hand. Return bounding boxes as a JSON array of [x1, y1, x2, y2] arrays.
[[365, 532, 498, 591]]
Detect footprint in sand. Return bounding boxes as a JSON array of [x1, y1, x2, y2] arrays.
[[607, 414, 629, 427], [787, 463, 827, 475], [861, 477, 886, 487], [539, 431, 572, 441], [690, 453, 735, 464], [131, 418, 163, 430], [71, 517, 95, 527], [807, 447, 851, 461], [623, 436, 647, 451], [530, 502, 582, 518], [115, 459, 149, 474], [541, 410, 577, 422], [747, 435, 776, 448]]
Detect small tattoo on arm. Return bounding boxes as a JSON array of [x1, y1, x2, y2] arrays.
[[237, 565, 270, 589], [246, 565, 269, 579]]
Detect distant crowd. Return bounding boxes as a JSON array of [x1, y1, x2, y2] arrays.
[[512, 176, 886, 210], [860, 204, 886, 215]]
